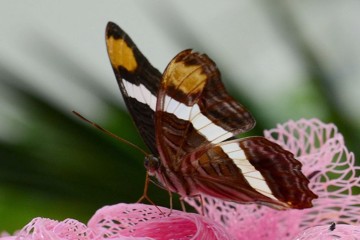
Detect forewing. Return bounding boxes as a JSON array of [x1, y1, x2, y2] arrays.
[[155, 50, 255, 168], [187, 137, 317, 209], [106, 22, 161, 155]]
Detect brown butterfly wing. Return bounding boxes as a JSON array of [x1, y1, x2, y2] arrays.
[[155, 50, 317, 209], [106, 22, 161, 155], [186, 137, 317, 209], [155, 50, 255, 169]]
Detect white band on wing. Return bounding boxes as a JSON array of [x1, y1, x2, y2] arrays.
[[220, 142, 276, 200], [123, 80, 232, 144]]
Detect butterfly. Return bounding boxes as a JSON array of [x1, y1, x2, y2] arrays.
[[105, 22, 317, 209]]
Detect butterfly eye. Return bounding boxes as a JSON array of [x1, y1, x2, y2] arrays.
[[144, 155, 160, 175]]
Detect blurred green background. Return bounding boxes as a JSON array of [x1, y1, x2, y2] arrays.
[[0, 0, 359, 232]]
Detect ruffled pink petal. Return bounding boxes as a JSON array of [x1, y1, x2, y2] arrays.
[[88, 203, 232, 240], [294, 224, 360, 240], [12, 217, 96, 240], [1, 203, 231, 240], [186, 118, 360, 239], [0, 232, 16, 240], [0, 237, 16, 240]]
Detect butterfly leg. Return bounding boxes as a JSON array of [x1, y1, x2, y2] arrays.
[[158, 173, 174, 216], [137, 172, 165, 215], [191, 194, 205, 216], [198, 194, 205, 216], [179, 197, 187, 212], [167, 188, 173, 216]]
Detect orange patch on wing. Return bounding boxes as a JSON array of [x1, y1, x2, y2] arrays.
[[106, 37, 137, 72], [164, 61, 207, 95]]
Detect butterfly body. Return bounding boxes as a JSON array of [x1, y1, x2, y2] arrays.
[[106, 22, 317, 209]]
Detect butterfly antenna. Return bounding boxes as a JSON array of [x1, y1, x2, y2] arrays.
[[72, 111, 148, 156]]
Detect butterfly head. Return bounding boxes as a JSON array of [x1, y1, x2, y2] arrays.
[[144, 154, 161, 176]]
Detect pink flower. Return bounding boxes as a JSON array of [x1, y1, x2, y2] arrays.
[[294, 224, 360, 240], [186, 118, 360, 239], [88, 203, 231, 239], [1, 119, 359, 239], [1, 203, 231, 240]]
